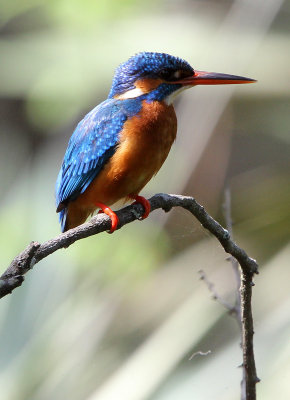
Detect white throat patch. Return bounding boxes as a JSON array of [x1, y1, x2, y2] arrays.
[[116, 87, 146, 100], [116, 85, 191, 104], [164, 86, 191, 105]]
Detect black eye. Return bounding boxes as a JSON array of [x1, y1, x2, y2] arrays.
[[158, 69, 174, 80], [159, 69, 192, 81], [172, 70, 183, 79]]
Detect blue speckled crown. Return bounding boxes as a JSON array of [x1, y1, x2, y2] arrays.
[[108, 52, 193, 98]]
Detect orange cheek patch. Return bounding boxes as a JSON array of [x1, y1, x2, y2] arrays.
[[135, 78, 164, 93]]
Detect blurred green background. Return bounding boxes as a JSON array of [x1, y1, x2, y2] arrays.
[[0, 0, 290, 399]]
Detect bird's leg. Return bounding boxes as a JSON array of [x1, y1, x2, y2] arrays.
[[95, 202, 119, 233], [129, 195, 151, 220]]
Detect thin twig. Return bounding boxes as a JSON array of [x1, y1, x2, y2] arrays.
[[199, 269, 236, 314], [223, 187, 242, 323], [223, 186, 259, 400], [223, 186, 245, 399]]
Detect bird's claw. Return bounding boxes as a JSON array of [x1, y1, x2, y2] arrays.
[[96, 202, 119, 233], [130, 195, 151, 220]]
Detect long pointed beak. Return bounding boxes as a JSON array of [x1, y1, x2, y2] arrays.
[[175, 70, 256, 86]]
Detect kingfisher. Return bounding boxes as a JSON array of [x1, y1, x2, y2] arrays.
[[56, 52, 255, 233]]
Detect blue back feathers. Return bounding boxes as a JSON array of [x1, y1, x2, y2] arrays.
[[55, 98, 144, 231]]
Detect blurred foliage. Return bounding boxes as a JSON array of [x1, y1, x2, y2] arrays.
[[0, 0, 290, 399]]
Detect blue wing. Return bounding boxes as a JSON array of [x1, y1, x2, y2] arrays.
[[55, 97, 142, 230]]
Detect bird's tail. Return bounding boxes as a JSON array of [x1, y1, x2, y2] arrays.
[[58, 208, 68, 233], [58, 203, 92, 232]]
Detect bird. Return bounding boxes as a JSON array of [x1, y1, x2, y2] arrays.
[[55, 52, 255, 233]]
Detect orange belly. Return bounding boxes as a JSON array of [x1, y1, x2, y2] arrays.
[[66, 100, 177, 229]]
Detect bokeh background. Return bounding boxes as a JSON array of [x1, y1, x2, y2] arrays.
[[0, 0, 290, 399]]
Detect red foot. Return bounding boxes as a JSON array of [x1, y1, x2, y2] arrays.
[[129, 195, 151, 219], [95, 202, 119, 233]]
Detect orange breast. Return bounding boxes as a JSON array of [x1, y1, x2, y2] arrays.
[[67, 100, 177, 225]]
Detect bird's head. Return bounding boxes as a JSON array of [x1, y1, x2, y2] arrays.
[[108, 52, 255, 103]]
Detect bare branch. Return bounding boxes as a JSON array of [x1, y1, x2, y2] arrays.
[[223, 187, 259, 400], [0, 193, 258, 298], [0, 192, 259, 397]]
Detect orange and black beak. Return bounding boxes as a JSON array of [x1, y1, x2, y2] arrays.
[[175, 70, 256, 86]]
